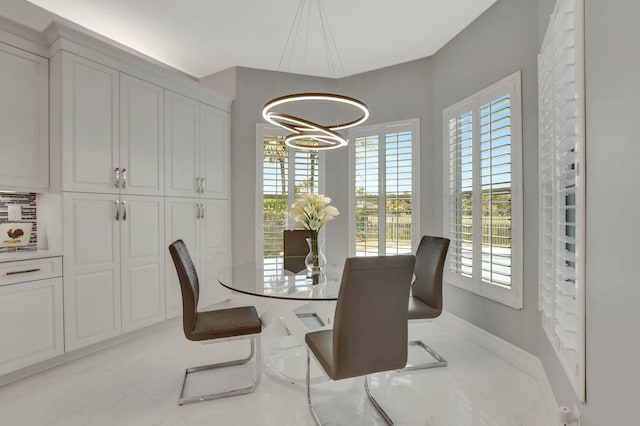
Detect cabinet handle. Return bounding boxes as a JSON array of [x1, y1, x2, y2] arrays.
[[115, 200, 120, 221], [121, 168, 127, 189], [201, 203, 205, 219], [6, 268, 41, 276], [196, 203, 201, 219], [202, 177, 206, 193], [115, 168, 120, 188], [196, 177, 201, 193], [122, 201, 127, 221]]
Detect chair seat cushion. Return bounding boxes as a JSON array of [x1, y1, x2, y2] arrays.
[[188, 306, 262, 341], [408, 296, 441, 320], [305, 329, 336, 379]]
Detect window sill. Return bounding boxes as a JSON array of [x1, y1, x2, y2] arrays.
[[444, 275, 523, 310]]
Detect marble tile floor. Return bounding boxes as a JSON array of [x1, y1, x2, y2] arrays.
[[0, 313, 550, 426]]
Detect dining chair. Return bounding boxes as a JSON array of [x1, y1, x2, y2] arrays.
[[283, 229, 312, 256], [405, 235, 450, 370], [305, 255, 416, 425], [283, 229, 311, 273], [169, 239, 262, 405]]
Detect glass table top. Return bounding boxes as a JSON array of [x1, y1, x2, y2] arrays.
[[217, 257, 342, 300]]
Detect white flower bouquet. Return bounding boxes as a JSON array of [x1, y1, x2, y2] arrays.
[[289, 194, 339, 274]]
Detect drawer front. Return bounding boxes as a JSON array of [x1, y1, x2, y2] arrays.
[[0, 257, 62, 286]]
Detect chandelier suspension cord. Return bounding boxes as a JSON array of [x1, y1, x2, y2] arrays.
[[262, 0, 369, 150], [302, 0, 312, 74], [270, 0, 306, 95], [318, 0, 344, 128], [319, 0, 346, 78]]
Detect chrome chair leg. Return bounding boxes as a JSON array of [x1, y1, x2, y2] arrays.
[[364, 375, 395, 425], [306, 348, 322, 426], [402, 340, 447, 371], [307, 348, 395, 426], [178, 335, 262, 405]]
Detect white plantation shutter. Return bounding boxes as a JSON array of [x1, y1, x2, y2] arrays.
[[385, 130, 414, 255], [479, 96, 513, 287], [538, 0, 585, 401], [257, 131, 323, 262], [294, 150, 320, 195], [262, 136, 288, 261], [350, 120, 419, 257], [443, 72, 522, 309], [354, 134, 379, 256], [447, 111, 473, 278]]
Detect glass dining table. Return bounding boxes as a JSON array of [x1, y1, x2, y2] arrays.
[[217, 257, 342, 384], [217, 257, 342, 301]]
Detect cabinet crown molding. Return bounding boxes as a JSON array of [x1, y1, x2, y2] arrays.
[[44, 21, 231, 111], [0, 16, 230, 111]]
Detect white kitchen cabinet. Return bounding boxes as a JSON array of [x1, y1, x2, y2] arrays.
[[165, 197, 229, 318], [57, 53, 166, 196], [0, 42, 49, 191], [199, 103, 229, 199], [165, 92, 229, 199], [164, 91, 199, 198], [63, 192, 166, 349], [120, 74, 164, 196], [0, 258, 63, 376], [63, 193, 121, 350], [60, 52, 120, 194], [120, 195, 165, 332], [199, 199, 230, 307]]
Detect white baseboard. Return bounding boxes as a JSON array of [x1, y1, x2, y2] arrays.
[[441, 311, 558, 426]]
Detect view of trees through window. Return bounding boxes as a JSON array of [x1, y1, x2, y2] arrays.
[[354, 127, 415, 256], [447, 92, 515, 289], [262, 136, 319, 259]]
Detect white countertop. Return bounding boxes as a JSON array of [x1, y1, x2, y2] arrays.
[[0, 249, 62, 263]]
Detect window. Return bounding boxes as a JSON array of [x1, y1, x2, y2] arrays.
[[256, 125, 323, 264], [348, 119, 420, 256], [443, 72, 523, 309], [538, 0, 585, 401]]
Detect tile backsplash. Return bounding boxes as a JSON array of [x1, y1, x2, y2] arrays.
[[0, 193, 37, 246]]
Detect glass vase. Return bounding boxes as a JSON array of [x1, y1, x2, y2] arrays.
[[305, 236, 326, 276]]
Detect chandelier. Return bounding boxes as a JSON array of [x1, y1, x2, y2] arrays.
[[261, 0, 369, 151]]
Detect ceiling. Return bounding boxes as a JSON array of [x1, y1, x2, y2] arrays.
[[5, 0, 497, 79]]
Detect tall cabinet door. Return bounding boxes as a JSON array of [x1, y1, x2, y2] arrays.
[[0, 42, 49, 191], [63, 192, 121, 351], [120, 195, 165, 332], [165, 197, 201, 318], [165, 91, 199, 197], [61, 52, 119, 194], [120, 75, 164, 196], [199, 103, 229, 199], [199, 199, 230, 309]]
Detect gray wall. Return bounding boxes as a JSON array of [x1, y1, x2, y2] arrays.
[[324, 58, 434, 263], [224, 67, 335, 264], [204, 0, 640, 423], [337, 58, 435, 236], [579, 0, 640, 424], [432, 0, 543, 361], [199, 66, 237, 100]]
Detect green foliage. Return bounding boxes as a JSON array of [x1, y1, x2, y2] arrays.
[[263, 196, 289, 257]]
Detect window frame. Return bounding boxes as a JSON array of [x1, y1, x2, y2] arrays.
[[255, 124, 326, 261], [442, 71, 524, 309], [347, 118, 421, 257]]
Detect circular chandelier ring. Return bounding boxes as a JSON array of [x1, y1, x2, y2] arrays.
[[264, 112, 348, 150], [285, 134, 346, 150], [262, 93, 370, 131], [267, 113, 348, 149]]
